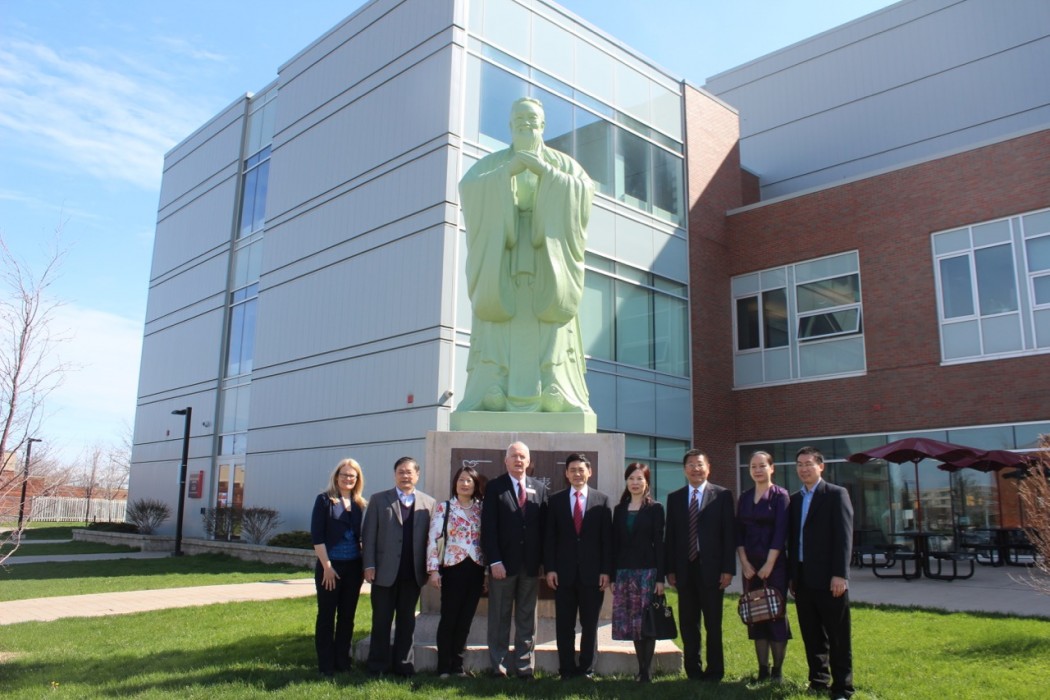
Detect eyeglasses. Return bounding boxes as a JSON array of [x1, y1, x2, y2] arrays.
[[337, 472, 356, 479]]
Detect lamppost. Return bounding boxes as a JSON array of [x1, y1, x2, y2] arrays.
[[17, 438, 43, 530], [171, 407, 192, 556]]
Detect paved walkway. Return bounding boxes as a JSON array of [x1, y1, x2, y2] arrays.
[[1, 552, 1046, 626]]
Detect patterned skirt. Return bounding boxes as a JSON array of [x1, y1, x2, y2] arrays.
[[611, 567, 657, 641]]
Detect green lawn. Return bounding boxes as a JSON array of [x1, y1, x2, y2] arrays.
[[1, 592, 1046, 699], [3, 524, 79, 540], [0, 553, 311, 601]]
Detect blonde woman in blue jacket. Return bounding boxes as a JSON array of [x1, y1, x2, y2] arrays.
[[311, 458, 367, 677]]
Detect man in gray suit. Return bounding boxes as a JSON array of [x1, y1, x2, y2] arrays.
[[481, 441, 548, 678], [362, 456, 435, 676]]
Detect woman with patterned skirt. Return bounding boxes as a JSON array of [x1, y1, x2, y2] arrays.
[[611, 462, 665, 682]]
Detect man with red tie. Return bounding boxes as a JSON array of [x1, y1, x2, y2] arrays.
[[544, 453, 613, 679], [664, 449, 736, 682], [481, 442, 548, 678]]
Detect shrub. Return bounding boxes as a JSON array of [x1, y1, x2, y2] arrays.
[[240, 507, 282, 545], [201, 506, 241, 541], [268, 530, 313, 549], [87, 522, 139, 533], [125, 499, 171, 535]]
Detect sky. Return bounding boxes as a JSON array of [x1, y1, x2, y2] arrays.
[[0, 0, 899, 464]]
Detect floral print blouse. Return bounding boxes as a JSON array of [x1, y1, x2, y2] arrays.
[[426, 498, 484, 572]]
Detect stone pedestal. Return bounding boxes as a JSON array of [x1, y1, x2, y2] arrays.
[[353, 430, 683, 676]]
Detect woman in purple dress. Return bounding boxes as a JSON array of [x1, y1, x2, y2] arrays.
[[736, 450, 791, 683]]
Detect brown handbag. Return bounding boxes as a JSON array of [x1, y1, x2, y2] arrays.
[[737, 584, 785, 624]]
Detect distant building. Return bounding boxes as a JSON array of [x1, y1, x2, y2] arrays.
[[130, 0, 1048, 539]]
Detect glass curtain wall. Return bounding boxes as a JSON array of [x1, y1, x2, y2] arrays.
[[464, 0, 689, 474], [738, 421, 1049, 542], [214, 86, 276, 522]]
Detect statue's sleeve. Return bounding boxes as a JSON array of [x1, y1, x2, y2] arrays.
[[459, 152, 516, 322], [531, 150, 594, 323]]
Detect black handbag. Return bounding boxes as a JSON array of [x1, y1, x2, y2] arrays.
[[641, 594, 677, 640]]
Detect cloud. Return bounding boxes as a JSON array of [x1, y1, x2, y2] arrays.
[[42, 305, 142, 462], [0, 38, 215, 190]]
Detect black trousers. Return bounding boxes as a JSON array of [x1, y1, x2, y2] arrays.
[[676, 558, 725, 679], [367, 575, 422, 675], [436, 558, 485, 673], [314, 558, 364, 674], [795, 565, 854, 698], [553, 575, 605, 676]]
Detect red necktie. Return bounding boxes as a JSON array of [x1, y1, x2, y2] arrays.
[[518, 480, 527, 509], [574, 491, 583, 535]]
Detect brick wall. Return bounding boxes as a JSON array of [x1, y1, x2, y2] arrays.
[[718, 129, 1050, 450], [683, 85, 745, 482]]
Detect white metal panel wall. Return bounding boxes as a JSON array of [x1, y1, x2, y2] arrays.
[[245, 437, 428, 529], [231, 0, 460, 511], [156, 106, 244, 214], [254, 224, 447, 370], [143, 255, 228, 331], [266, 50, 454, 221], [263, 148, 452, 283], [136, 309, 225, 398], [704, 0, 1050, 198], [276, 0, 455, 131], [150, 178, 239, 283]]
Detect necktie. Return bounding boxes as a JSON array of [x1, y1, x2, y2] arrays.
[[574, 491, 583, 535], [518, 480, 527, 509], [688, 488, 699, 562]]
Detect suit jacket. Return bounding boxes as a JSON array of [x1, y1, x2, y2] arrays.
[[611, 500, 665, 582], [481, 472, 548, 577], [788, 479, 854, 590], [310, 492, 364, 553], [361, 487, 435, 588], [664, 482, 736, 588], [544, 487, 613, 586]]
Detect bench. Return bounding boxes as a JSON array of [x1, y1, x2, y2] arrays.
[[871, 546, 921, 580], [925, 551, 976, 581]]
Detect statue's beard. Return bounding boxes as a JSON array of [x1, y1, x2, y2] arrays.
[[512, 131, 542, 153]]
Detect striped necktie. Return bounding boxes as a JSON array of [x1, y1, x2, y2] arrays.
[[688, 488, 699, 562]]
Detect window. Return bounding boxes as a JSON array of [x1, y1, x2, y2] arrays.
[[581, 254, 689, 376], [932, 207, 1050, 362], [238, 146, 270, 238], [732, 251, 865, 387], [624, 434, 689, 502], [467, 56, 684, 225]]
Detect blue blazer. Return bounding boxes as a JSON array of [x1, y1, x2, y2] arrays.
[[310, 492, 363, 553]]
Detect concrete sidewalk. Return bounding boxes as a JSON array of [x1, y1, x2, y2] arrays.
[[0, 577, 317, 625], [1, 551, 1046, 626], [847, 559, 1050, 619]]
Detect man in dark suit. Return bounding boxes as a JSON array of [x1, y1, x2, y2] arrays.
[[361, 456, 435, 676], [664, 448, 735, 682], [544, 453, 613, 679], [480, 441, 548, 678], [789, 446, 854, 700]]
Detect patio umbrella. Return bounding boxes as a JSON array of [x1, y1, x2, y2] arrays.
[[937, 449, 1034, 473], [848, 437, 981, 532]]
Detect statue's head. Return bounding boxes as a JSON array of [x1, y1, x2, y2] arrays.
[[509, 97, 545, 152]]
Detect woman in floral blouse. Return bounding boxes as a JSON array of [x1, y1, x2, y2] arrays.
[[426, 465, 487, 678]]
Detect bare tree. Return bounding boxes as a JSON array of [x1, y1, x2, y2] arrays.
[[73, 435, 129, 524], [1017, 436, 1050, 595], [0, 232, 69, 562]]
